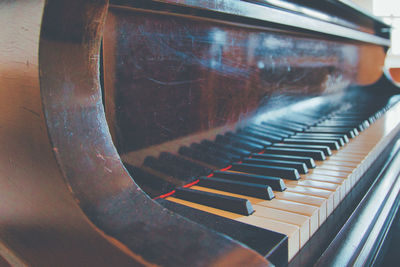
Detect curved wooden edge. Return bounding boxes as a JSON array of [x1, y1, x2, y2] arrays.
[[0, 0, 145, 266], [38, 0, 270, 266]]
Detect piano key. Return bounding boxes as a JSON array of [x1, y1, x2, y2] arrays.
[[282, 138, 340, 150], [313, 124, 363, 132], [185, 185, 323, 254], [250, 204, 311, 246], [216, 134, 264, 151], [143, 156, 196, 180], [178, 146, 231, 168], [279, 119, 315, 127], [239, 127, 284, 142], [294, 132, 349, 143], [192, 177, 349, 259], [282, 185, 336, 218], [272, 191, 329, 225], [273, 143, 332, 156], [191, 143, 241, 162], [212, 170, 286, 191], [275, 120, 311, 129], [147, 100, 400, 265], [123, 164, 176, 198], [157, 198, 288, 260], [230, 162, 300, 180], [197, 177, 275, 200], [305, 174, 349, 196], [323, 119, 370, 131], [225, 132, 272, 147], [174, 187, 254, 216], [191, 184, 323, 236], [283, 186, 334, 216], [249, 124, 294, 137], [264, 147, 326, 161], [201, 140, 252, 157], [242, 158, 308, 174], [251, 153, 316, 168], [261, 121, 305, 132], [318, 120, 367, 129], [166, 195, 302, 259], [159, 152, 212, 176], [285, 179, 339, 193], [288, 135, 345, 147], [305, 127, 357, 138]]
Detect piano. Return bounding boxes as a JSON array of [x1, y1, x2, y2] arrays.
[[1, 0, 400, 266]]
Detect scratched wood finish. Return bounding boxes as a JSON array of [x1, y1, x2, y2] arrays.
[[0, 1, 139, 266], [103, 6, 386, 157], [0, 0, 270, 266]]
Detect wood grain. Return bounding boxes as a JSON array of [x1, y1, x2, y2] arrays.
[[0, 0, 270, 266]]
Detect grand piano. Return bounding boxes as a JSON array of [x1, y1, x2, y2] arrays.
[[1, 0, 400, 266]]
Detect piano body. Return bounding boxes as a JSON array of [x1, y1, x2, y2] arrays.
[[1, 0, 400, 266]]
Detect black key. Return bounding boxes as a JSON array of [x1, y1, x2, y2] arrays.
[[294, 132, 349, 143], [273, 143, 332, 156], [179, 146, 230, 168], [249, 124, 293, 137], [124, 164, 177, 198], [288, 135, 344, 147], [230, 163, 300, 180], [143, 156, 194, 180], [318, 121, 366, 132], [252, 153, 315, 168], [239, 128, 283, 142], [157, 198, 288, 262], [282, 138, 340, 150], [314, 123, 364, 132], [197, 177, 275, 200], [143, 156, 197, 181], [191, 143, 241, 162], [174, 188, 254, 216], [225, 132, 272, 147], [201, 140, 251, 157], [280, 119, 315, 127], [243, 158, 308, 174], [305, 127, 357, 138], [212, 170, 286, 191], [216, 135, 264, 151], [261, 121, 305, 132], [159, 152, 212, 176], [271, 119, 311, 130], [264, 147, 326, 161], [325, 119, 370, 130]]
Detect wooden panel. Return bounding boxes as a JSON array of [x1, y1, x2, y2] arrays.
[[103, 6, 378, 155]]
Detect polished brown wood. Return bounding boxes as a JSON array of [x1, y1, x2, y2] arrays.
[[103, 5, 386, 158], [0, 0, 270, 266], [0, 1, 138, 265]]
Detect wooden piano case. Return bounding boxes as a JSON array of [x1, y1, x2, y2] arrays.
[[0, 0, 399, 266]]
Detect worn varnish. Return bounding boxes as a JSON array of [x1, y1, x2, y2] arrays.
[[0, 0, 270, 266], [103, 5, 386, 159]]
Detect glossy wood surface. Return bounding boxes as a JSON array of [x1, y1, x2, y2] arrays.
[[0, 1, 138, 266], [103, 5, 386, 158], [0, 0, 270, 266]]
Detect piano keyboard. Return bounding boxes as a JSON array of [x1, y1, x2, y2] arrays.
[[123, 94, 400, 262]]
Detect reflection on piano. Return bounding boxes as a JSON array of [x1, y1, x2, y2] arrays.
[[1, 0, 400, 266]]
